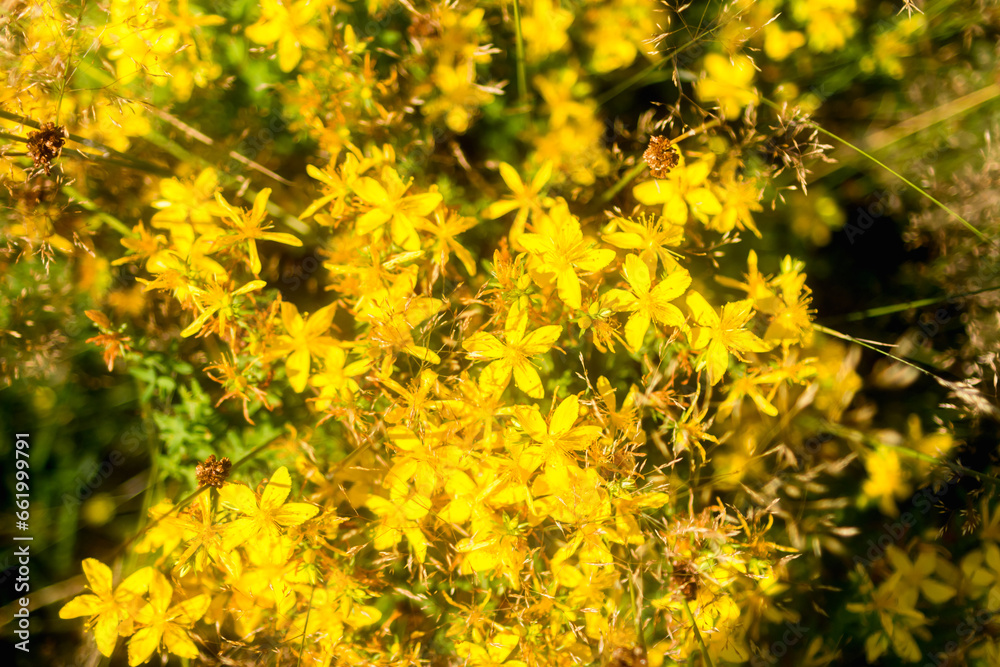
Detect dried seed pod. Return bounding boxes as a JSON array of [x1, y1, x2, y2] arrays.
[[26, 122, 67, 176], [608, 645, 648, 667], [643, 136, 679, 178], [196, 455, 233, 488]]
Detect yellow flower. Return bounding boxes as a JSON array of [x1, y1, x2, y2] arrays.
[[180, 278, 268, 338], [861, 446, 911, 517], [270, 301, 338, 393], [127, 571, 210, 666], [763, 24, 806, 61], [311, 346, 370, 409], [245, 0, 328, 72], [214, 188, 303, 275], [462, 300, 562, 398], [710, 163, 763, 237], [457, 632, 527, 667], [633, 153, 722, 225], [603, 254, 691, 352], [415, 208, 479, 277], [482, 161, 553, 248], [602, 213, 685, 276], [694, 53, 759, 120], [151, 167, 225, 232], [353, 167, 443, 250], [58, 560, 152, 657], [219, 466, 321, 549], [885, 545, 957, 606], [686, 291, 772, 385], [514, 394, 603, 460], [520, 0, 573, 62], [520, 201, 615, 309]]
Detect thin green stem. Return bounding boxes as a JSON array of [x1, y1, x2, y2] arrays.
[[812, 323, 941, 381], [511, 0, 528, 111], [833, 285, 1000, 322], [761, 98, 990, 243], [598, 161, 647, 204], [0, 131, 28, 144], [57, 0, 89, 127], [0, 109, 170, 175], [296, 585, 317, 667], [62, 185, 132, 235], [683, 598, 715, 667], [811, 418, 1000, 487]]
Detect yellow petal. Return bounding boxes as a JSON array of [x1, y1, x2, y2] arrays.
[[128, 627, 161, 666], [550, 395, 579, 436], [513, 361, 544, 398], [261, 466, 293, 510], [274, 501, 320, 526]]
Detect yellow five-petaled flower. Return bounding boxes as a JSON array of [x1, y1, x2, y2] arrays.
[[214, 188, 302, 275], [463, 301, 562, 398]]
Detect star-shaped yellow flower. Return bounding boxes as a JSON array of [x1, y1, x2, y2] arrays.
[[214, 188, 303, 275], [603, 254, 691, 352]]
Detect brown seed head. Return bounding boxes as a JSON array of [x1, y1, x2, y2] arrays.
[[26, 122, 67, 176], [643, 135, 679, 179], [196, 455, 233, 488], [609, 645, 648, 667]]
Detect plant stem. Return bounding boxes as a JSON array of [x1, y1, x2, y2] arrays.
[[511, 0, 529, 112], [57, 0, 89, 127], [598, 161, 646, 204], [62, 185, 132, 235], [832, 285, 1000, 322], [760, 98, 990, 243], [683, 598, 715, 667]]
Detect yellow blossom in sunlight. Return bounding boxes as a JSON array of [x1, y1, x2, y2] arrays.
[[269, 301, 338, 393], [763, 23, 806, 61], [246, 0, 328, 72], [791, 0, 858, 53], [602, 214, 685, 276], [861, 446, 911, 517], [463, 300, 562, 398], [416, 208, 479, 277], [694, 53, 759, 120], [180, 278, 267, 339], [686, 291, 772, 385], [710, 162, 763, 237], [520, 0, 573, 62], [151, 168, 225, 232], [127, 570, 210, 666], [355, 270, 444, 365], [633, 153, 722, 225], [214, 188, 303, 275], [58, 560, 152, 658], [520, 200, 616, 309], [483, 161, 553, 248], [603, 254, 691, 352], [514, 394, 603, 460], [219, 466, 320, 550], [353, 167, 443, 250], [457, 631, 528, 667], [310, 346, 370, 409]]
